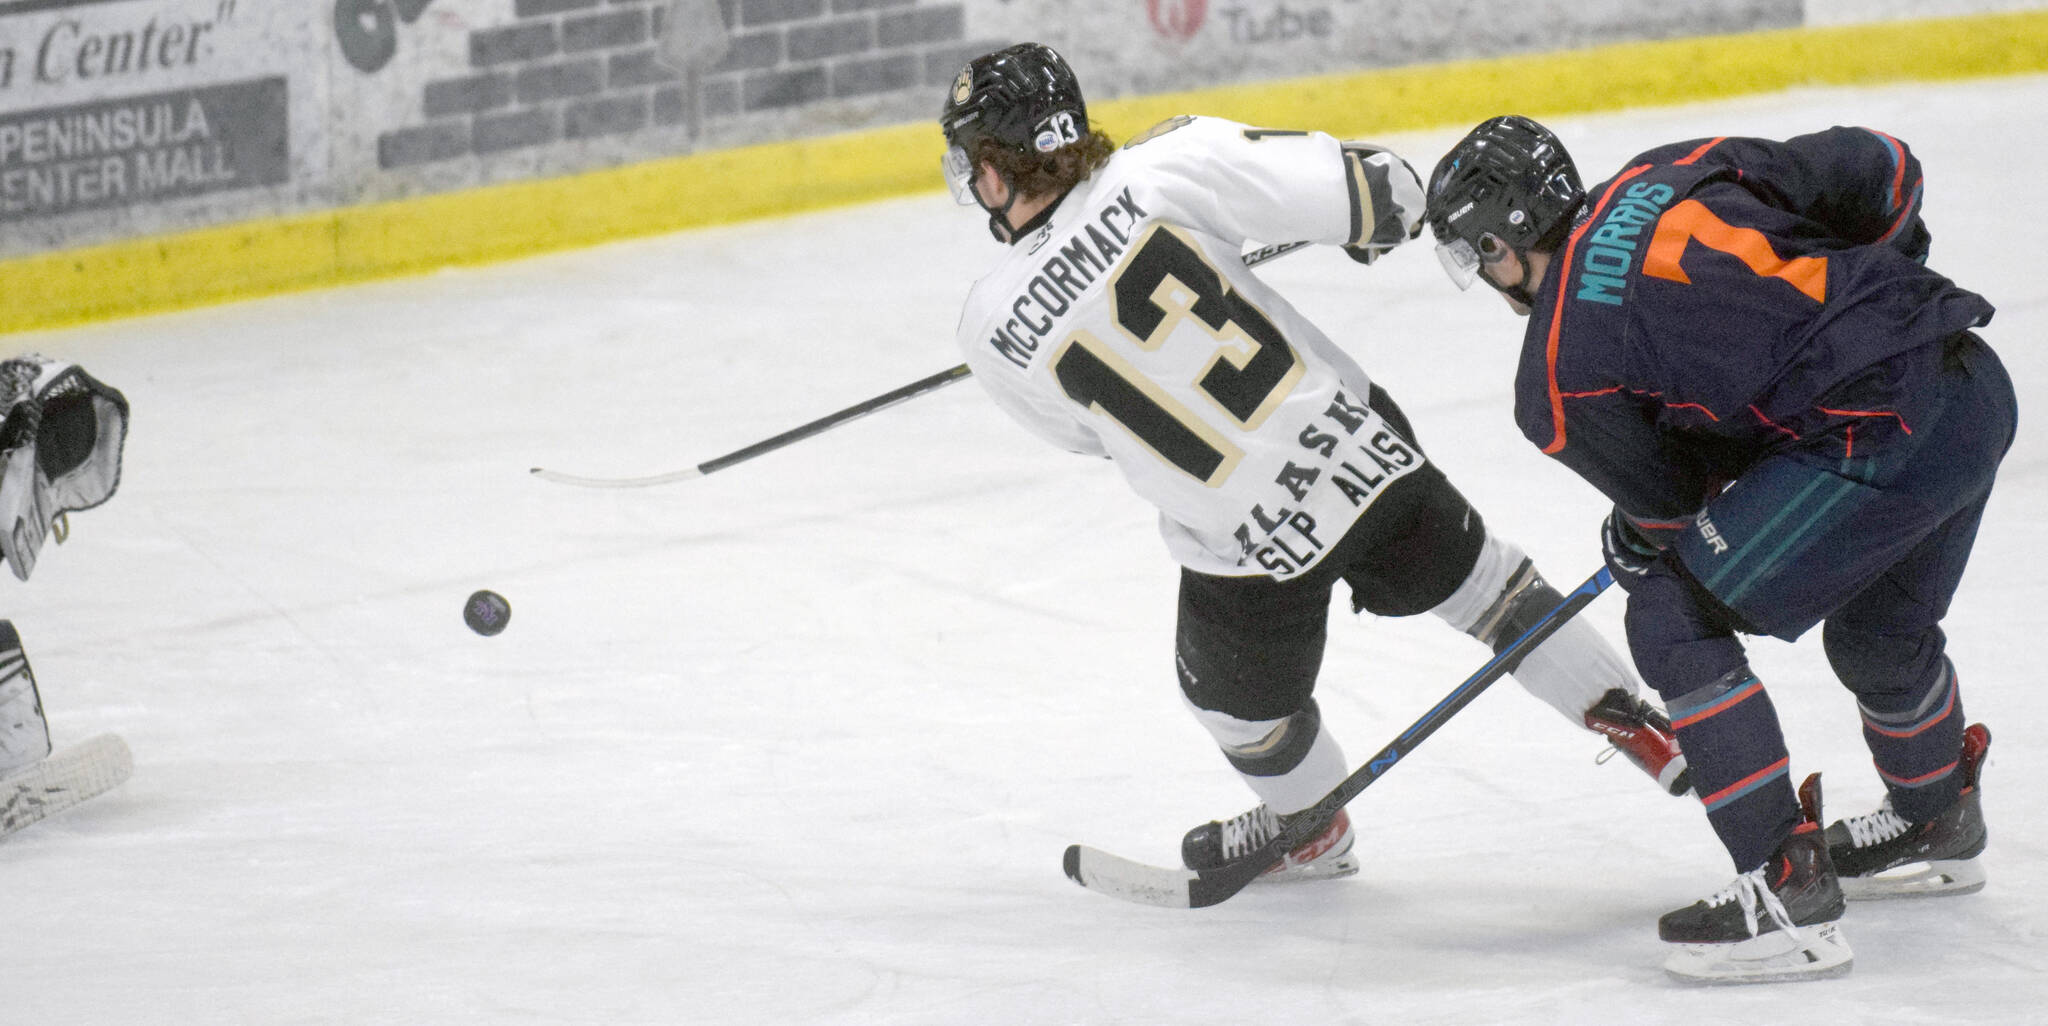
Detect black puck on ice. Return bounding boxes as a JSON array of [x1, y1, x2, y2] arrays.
[[464, 590, 511, 636]]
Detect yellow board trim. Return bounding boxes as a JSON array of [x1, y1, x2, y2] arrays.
[[5, 9, 2046, 335]]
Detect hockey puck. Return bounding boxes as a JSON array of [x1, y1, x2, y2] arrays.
[[463, 590, 511, 636]]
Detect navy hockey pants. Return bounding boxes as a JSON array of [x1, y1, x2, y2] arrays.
[[1625, 334, 2016, 870]]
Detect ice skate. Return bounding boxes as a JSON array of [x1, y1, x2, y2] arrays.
[[1659, 773, 1852, 984], [1583, 688, 1691, 796], [1825, 723, 1990, 900], [1181, 804, 1356, 882]]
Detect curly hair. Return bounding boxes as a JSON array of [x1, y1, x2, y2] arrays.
[[973, 129, 1117, 199]]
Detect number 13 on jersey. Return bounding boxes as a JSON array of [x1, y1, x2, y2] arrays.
[[1051, 225, 1304, 485]]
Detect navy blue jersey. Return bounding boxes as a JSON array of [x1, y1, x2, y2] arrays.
[[1513, 127, 1995, 521]]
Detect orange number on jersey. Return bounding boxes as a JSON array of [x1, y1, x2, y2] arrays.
[[1643, 199, 1828, 303]]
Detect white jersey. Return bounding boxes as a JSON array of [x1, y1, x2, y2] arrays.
[[955, 116, 1424, 579]]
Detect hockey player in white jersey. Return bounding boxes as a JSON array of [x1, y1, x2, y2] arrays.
[[942, 43, 1688, 881]]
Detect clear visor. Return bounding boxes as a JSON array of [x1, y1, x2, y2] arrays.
[[1435, 236, 1482, 291], [941, 145, 976, 206]]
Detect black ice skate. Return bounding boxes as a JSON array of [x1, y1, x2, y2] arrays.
[[1659, 773, 1852, 984], [1181, 805, 1356, 882], [1583, 688, 1692, 796], [1825, 722, 1990, 900]]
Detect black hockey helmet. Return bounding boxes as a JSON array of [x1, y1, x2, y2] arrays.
[[1425, 115, 1584, 294], [939, 42, 1089, 205]]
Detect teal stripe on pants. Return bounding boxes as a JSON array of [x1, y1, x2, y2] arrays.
[[1722, 476, 1861, 606], [1702, 473, 1835, 596]]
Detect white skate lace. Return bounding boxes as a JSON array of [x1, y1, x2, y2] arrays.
[[1842, 799, 1912, 849], [1704, 866, 1800, 940], [1219, 806, 1282, 860]]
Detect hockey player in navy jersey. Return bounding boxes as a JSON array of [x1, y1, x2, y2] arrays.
[[942, 45, 1692, 886], [1424, 115, 2013, 983]]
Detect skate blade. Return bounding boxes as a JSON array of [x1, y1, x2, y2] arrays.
[[1841, 858, 1986, 900], [1257, 852, 1360, 884], [1663, 921, 1854, 985]]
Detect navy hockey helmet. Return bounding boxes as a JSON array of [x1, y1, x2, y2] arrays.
[[1425, 115, 1584, 294], [939, 42, 1089, 206]]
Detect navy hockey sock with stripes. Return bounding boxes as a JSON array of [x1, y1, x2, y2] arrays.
[[1858, 659, 1968, 823], [1668, 669, 1803, 871]]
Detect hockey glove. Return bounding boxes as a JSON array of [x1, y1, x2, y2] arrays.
[[1600, 507, 1677, 589], [0, 360, 129, 583], [1338, 142, 1425, 266], [0, 404, 53, 583]]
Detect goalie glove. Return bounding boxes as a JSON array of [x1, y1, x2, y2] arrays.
[[0, 435, 52, 584], [1338, 142, 1425, 265], [0, 358, 129, 582]]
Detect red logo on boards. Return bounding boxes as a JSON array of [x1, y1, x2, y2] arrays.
[[1147, 0, 1208, 41]]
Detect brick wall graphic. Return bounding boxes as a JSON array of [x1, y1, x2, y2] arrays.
[[377, 0, 994, 170]]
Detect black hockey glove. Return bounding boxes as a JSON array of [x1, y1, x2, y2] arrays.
[[1600, 507, 1667, 588]]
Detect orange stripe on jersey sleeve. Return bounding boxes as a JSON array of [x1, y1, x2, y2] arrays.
[[1673, 137, 1727, 166]]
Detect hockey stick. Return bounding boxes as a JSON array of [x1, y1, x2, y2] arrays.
[[1, 733, 133, 839], [1062, 566, 1616, 909], [529, 240, 1315, 488], [532, 364, 973, 488]]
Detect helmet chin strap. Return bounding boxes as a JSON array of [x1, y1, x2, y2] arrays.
[[1489, 275, 1538, 309], [1480, 249, 1539, 308], [975, 170, 1022, 243]]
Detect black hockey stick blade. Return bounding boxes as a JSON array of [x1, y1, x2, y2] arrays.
[[1063, 566, 1616, 909], [529, 243, 1312, 488]]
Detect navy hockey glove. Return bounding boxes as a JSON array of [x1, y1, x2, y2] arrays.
[[1601, 508, 1670, 588]]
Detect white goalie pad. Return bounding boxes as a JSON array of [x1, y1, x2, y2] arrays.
[[0, 622, 51, 777]]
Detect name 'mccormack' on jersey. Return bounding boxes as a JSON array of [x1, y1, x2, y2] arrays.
[[955, 116, 1416, 579], [1514, 127, 1996, 522]]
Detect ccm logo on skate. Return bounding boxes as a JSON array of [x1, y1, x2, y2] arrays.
[[1696, 511, 1728, 554]]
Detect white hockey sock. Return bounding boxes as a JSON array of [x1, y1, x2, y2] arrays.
[[1429, 531, 1639, 723], [1185, 701, 1349, 816]]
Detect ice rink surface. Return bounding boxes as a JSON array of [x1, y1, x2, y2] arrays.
[[4, 73, 2045, 1025]]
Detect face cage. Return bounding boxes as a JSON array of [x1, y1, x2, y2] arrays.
[[941, 144, 977, 206]]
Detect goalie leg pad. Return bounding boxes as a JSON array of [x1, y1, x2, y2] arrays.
[[0, 622, 52, 778]]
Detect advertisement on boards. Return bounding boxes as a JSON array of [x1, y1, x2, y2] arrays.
[[0, 0, 1804, 259]]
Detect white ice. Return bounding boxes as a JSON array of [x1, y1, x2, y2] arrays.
[[5, 74, 2046, 1025]]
